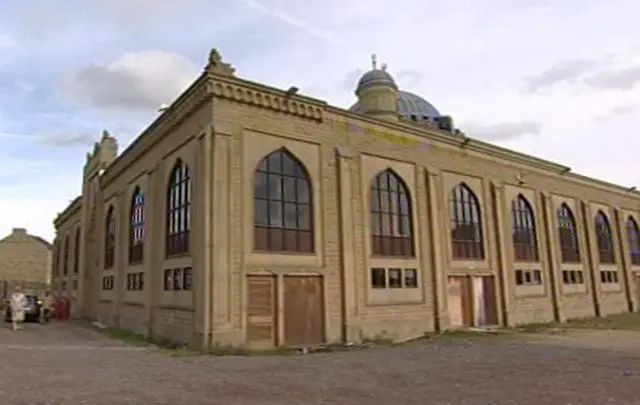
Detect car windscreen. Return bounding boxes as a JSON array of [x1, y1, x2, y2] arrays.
[[25, 295, 39, 304]]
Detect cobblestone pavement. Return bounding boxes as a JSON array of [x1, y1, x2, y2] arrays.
[[2, 322, 640, 405]]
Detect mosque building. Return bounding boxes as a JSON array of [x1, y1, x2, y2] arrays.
[[52, 48, 640, 348]]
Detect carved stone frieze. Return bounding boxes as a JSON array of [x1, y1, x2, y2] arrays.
[[210, 81, 324, 122]]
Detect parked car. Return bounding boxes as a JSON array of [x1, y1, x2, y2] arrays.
[[5, 294, 42, 323]]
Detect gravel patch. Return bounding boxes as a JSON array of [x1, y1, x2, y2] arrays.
[[1, 322, 640, 405]]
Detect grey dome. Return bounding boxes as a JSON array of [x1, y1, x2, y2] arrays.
[[356, 69, 397, 91], [349, 90, 441, 119]]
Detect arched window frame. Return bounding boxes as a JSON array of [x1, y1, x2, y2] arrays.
[[369, 169, 415, 257], [511, 195, 539, 262], [557, 204, 581, 263], [627, 216, 640, 265], [253, 148, 314, 253], [63, 235, 70, 275], [104, 206, 116, 269], [594, 210, 615, 264], [166, 159, 191, 257], [449, 183, 484, 260], [129, 187, 145, 264], [73, 227, 81, 274]]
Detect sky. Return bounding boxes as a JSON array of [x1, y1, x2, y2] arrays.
[[1, 0, 639, 242]]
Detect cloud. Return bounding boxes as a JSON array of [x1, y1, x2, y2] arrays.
[[583, 66, 640, 90], [610, 104, 636, 115], [464, 120, 542, 142], [39, 132, 94, 147], [58, 50, 199, 112], [523, 59, 602, 92]]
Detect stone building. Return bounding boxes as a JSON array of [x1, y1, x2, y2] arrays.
[[52, 48, 640, 349], [0, 227, 52, 297]]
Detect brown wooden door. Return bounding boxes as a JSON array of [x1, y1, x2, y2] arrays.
[[460, 276, 473, 327], [246, 275, 277, 347], [283, 275, 325, 346], [635, 274, 640, 311], [482, 276, 498, 326]]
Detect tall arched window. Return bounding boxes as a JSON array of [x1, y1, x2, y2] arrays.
[[449, 183, 484, 260], [73, 227, 80, 274], [254, 148, 313, 253], [129, 187, 145, 263], [557, 204, 580, 263], [104, 206, 116, 269], [53, 239, 59, 277], [511, 195, 538, 261], [166, 159, 191, 257], [370, 169, 414, 257], [595, 210, 615, 264], [62, 236, 69, 275], [627, 216, 640, 265]]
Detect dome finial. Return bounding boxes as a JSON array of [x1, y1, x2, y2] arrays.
[[371, 54, 377, 70]]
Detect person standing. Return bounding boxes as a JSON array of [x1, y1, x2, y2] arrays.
[[40, 291, 53, 324], [9, 287, 27, 331]]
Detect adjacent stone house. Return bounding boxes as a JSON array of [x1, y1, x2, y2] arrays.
[[0, 228, 52, 297], [52, 48, 640, 349]]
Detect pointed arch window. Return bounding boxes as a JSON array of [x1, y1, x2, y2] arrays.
[[557, 204, 580, 263], [73, 227, 81, 274], [370, 169, 414, 257], [63, 235, 70, 275], [511, 195, 539, 261], [449, 183, 484, 260], [53, 239, 60, 277], [104, 206, 116, 269], [166, 160, 191, 257], [595, 210, 615, 264], [627, 216, 640, 265], [254, 148, 313, 253], [129, 187, 145, 263]]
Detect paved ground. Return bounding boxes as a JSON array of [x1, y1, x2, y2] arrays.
[[1, 322, 640, 405]]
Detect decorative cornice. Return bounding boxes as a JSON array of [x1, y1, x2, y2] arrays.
[[210, 76, 324, 122]]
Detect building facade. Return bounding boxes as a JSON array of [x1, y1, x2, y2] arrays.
[[0, 227, 52, 297], [52, 49, 640, 349]]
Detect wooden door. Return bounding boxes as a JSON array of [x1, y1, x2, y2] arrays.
[[283, 275, 325, 346], [460, 276, 473, 327], [635, 274, 640, 311], [448, 276, 472, 328], [482, 276, 499, 325], [246, 275, 277, 347]]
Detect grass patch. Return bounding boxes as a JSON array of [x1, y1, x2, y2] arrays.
[[512, 312, 640, 333]]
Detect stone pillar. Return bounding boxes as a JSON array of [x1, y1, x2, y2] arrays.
[[580, 201, 601, 317], [211, 122, 234, 340], [336, 146, 359, 341], [490, 181, 510, 326], [114, 191, 127, 327], [613, 207, 635, 312], [147, 162, 165, 338], [540, 192, 561, 321], [426, 170, 448, 330]]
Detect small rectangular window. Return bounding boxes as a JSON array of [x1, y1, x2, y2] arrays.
[[403, 268, 418, 288], [370, 268, 386, 288], [138, 272, 145, 290], [173, 268, 183, 291], [182, 268, 192, 291], [164, 269, 173, 291], [388, 268, 402, 288]]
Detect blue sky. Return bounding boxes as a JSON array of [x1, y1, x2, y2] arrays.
[[1, 0, 640, 241]]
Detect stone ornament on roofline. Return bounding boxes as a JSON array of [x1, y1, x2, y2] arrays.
[[206, 48, 236, 76]]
